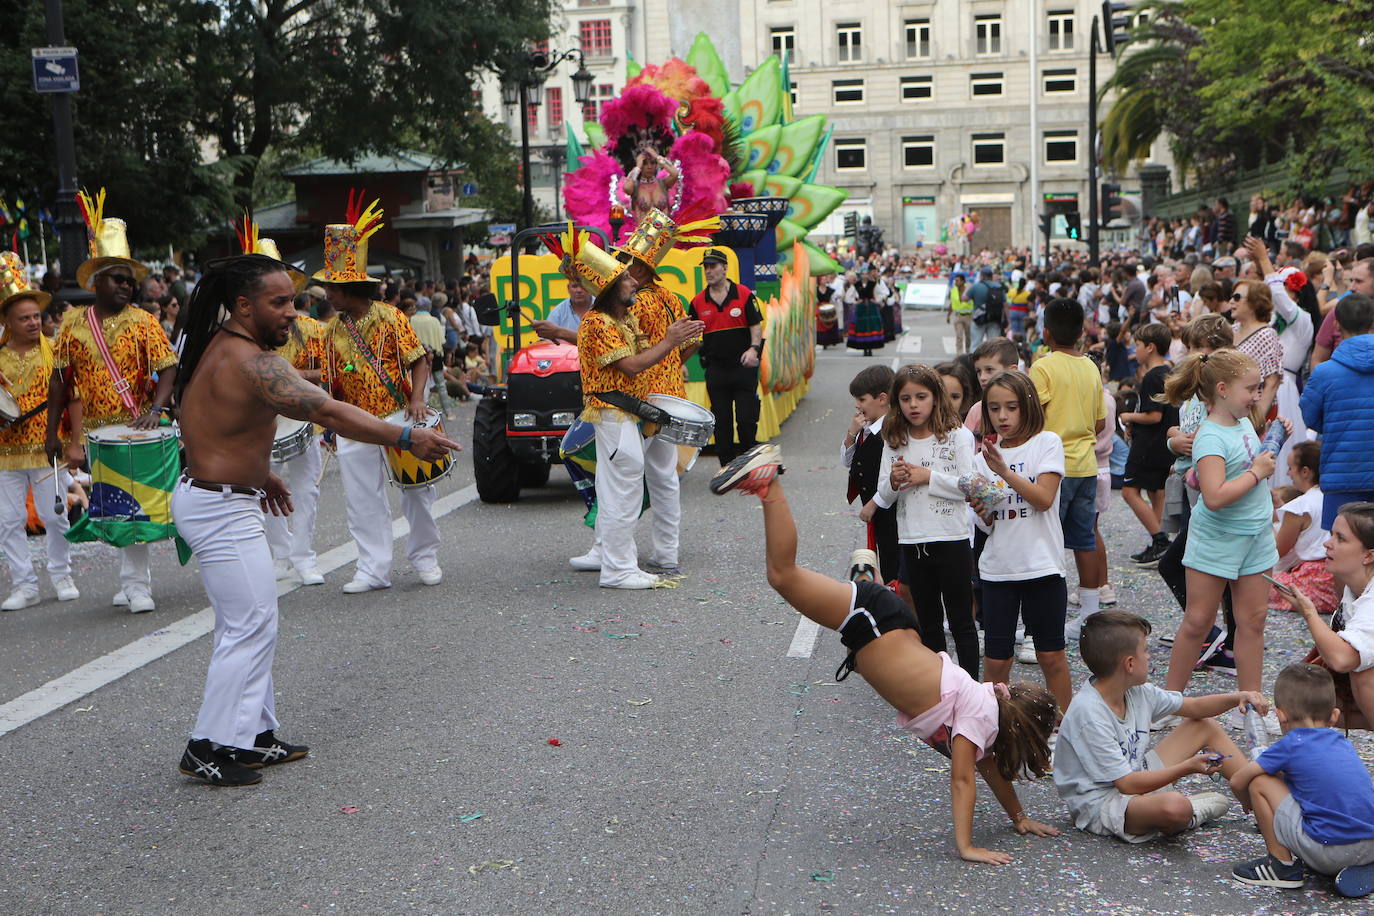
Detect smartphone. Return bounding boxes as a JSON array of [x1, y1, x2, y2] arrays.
[[1262, 573, 1297, 597]]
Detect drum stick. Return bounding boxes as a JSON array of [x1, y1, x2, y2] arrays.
[[52, 456, 64, 515], [316, 447, 333, 487]]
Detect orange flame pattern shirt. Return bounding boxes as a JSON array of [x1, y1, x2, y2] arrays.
[[53, 306, 176, 432], [322, 303, 425, 418]]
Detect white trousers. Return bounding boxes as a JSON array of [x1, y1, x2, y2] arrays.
[[119, 543, 151, 595], [264, 437, 321, 570], [171, 480, 279, 749], [642, 433, 681, 566], [593, 414, 646, 585], [1272, 372, 1308, 488], [0, 467, 71, 591], [335, 435, 439, 587]]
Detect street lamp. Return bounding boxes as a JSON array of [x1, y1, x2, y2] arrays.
[[504, 48, 594, 230]]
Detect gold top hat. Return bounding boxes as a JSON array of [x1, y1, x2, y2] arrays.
[[75, 188, 149, 291], [312, 190, 383, 285], [541, 223, 629, 307], [236, 213, 306, 291], [616, 206, 723, 281], [0, 251, 51, 313]]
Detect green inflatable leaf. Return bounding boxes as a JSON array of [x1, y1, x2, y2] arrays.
[[738, 169, 769, 194], [584, 122, 605, 150], [736, 56, 782, 134], [745, 124, 781, 173], [687, 33, 730, 99], [777, 240, 840, 277], [786, 184, 848, 230], [775, 218, 806, 249], [721, 90, 742, 131], [768, 115, 826, 177], [626, 54, 641, 81], [565, 122, 584, 168], [762, 173, 802, 202]]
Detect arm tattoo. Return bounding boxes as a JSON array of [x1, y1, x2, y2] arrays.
[[240, 353, 328, 420]]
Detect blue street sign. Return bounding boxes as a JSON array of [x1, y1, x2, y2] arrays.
[[32, 47, 80, 93], [460, 182, 479, 197]]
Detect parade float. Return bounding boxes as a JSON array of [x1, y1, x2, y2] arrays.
[[487, 34, 842, 474]]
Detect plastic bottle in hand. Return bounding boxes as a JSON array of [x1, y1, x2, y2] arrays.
[[1242, 704, 1268, 759], [1259, 419, 1288, 456]]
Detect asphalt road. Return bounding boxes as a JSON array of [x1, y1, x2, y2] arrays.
[[1, 307, 1370, 915]]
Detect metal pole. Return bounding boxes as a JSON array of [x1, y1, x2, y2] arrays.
[[1028, 0, 1040, 266], [519, 82, 534, 230], [1088, 18, 1100, 268], [43, 0, 88, 299]]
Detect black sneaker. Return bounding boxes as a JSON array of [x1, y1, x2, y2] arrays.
[[1194, 625, 1226, 667], [1207, 648, 1237, 677], [233, 730, 310, 769], [1232, 853, 1305, 889], [1129, 544, 1153, 563], [179, 739, 262, 787], [709, 443, 783, 495], [1134, 539, 1171, 568]]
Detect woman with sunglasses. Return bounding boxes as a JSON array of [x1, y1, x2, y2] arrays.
[[1229, 279, 1284, 424]]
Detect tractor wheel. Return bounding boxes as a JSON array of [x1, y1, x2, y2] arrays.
[[518, 460, 552, 488], [473, 397, 520, 503]]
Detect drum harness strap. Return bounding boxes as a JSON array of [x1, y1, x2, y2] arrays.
[[595, 390, 671, 426], [85, 308, 141, 416], [339, 313, 407, 410], [1, 401, 49, 430]]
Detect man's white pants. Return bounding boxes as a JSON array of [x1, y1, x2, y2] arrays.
[[642, 433, 680, 566], [264, 437, 321, 571], [593, 413, 646, 586], [335, 435, 440, 587], [171, 480, 278, 749], [0, 467, 71, 591]]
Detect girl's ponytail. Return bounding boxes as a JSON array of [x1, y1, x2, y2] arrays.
[[1160, 348, 1256, 407], [989, 682, 1058, 781]]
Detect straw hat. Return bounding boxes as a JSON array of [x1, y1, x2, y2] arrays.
[[0, 252, 51, 313], [75, 188, 148, 291]]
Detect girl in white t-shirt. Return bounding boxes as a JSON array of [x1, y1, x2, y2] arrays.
[[1271, 441, 1336, 613], [966, 370, 1072, 713], [876, 365, 978, 677]]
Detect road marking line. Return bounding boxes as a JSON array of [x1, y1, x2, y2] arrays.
[[786, 618, 821, 658], [0, 483, 480, 739], [942, 335, 956, 354]]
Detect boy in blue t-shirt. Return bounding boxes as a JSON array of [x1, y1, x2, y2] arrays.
[[1230, 663, 1374, 895]]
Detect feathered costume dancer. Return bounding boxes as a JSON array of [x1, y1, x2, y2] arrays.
[[564, 81, 731, 244]]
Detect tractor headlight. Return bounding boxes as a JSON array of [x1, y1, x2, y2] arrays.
[[551, 411, 576, 427], [511, 413, 536, 428]]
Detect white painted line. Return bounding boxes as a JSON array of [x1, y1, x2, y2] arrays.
[[0, 483, 479, 739], [896, 335, 923, 355], [889, 356, 899, 370], [786, 618, 821, 658], [942, 335, 956, 355]]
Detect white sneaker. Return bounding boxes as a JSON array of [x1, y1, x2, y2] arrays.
[[51, 576, 80, 601], [1017, 641, 1040, 664], [569, 552, 602, 571], [600, 571, 660, 590], [273, 558, 293, 580], [296, 565, 325, 586], [417, 566, 443, 586], [342, 577, 388, 594], [112, 590, 129, 607], [126, 588, 155, 614], [1187, 792, 1231, 829], [1067, 590, 1080, 608], [1100, 584, 1117, 607], [1, 587, 40, 611], [1064, 615, 1085, 642]]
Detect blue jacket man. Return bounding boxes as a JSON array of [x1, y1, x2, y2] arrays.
[[1301, 293, 1374, 528]]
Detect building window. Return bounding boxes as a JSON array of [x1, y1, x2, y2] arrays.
[[902, 135, 935, 168], [900, 75, 933, 102], [832, 78, 865, 105], [904, 19, 931, 59], [834, 138, 866, 171], [1043, 68, 1077, 94], [581, 82, 614, 123], [1044, 130, 1078, 163], [972, 132, 1005, 166], [526, 102, 539, 133], [771, 27, 796, 63], [1047, 10, 1074, 51], [546, 87, 563, 132], [788, 80, 798, 106], [1132, 11, 1150, 28], [837, 22, 862, 63], [579, 19, 613, 58], [975, 15, 1002, 55], [970, 72, 1004, 98]]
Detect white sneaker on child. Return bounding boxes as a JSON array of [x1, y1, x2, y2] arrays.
[[1100, 584, 1117, 607], [1017, 641, 1040, 664], [1187, 792, 1231, 829]]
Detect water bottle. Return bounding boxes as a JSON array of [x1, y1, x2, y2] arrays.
[[1259, 419, 1287, 456], [1242, 705, 1268, 759]]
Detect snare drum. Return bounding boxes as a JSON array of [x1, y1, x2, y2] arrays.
[[383, 408, 453, 488], [86, 424, 181, 525], [0, 387, 19, 428], [270, 416, 313, 464], [647, 394, 715, 448]]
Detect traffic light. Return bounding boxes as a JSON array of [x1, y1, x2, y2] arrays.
[[1101, 183, 1123, 223], [1101, 1, 1131, 55], [1065, 211, 1082, 240], [843, 211, 858, 239], [1039, 213, 1054, 239]]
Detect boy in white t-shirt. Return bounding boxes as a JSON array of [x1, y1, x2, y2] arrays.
[[1271, 441, 1336, 613]]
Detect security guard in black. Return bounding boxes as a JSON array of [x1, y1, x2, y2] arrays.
[[688, 249, 763, 465]]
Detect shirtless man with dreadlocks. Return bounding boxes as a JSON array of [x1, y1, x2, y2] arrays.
[[172, 254, 458, 787]]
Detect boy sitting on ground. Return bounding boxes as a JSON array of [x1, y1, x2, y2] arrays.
[[1230, 663, 1374, 895], [1054, 610, 1264, 843]]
